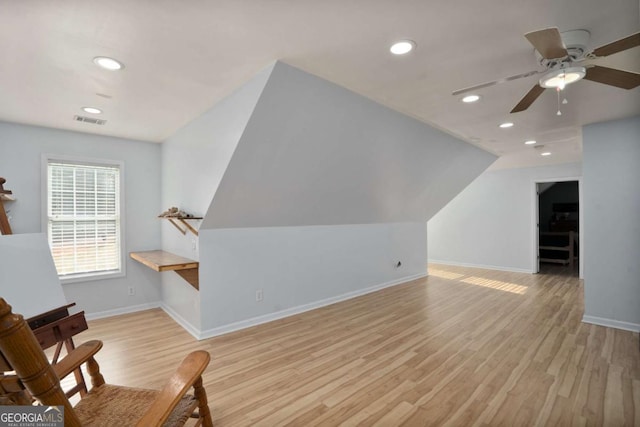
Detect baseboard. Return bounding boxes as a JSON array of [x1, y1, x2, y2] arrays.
[[198, 273, 427, 340], [428, 259, 534, 274], [160, 303, 202, 340], [582, 315, 640, 333], [85, 301, 161, 321]]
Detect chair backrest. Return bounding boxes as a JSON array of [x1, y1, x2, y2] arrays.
[[0, 298, 82, 426]]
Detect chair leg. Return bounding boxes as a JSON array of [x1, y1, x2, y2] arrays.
[[193, 376, 213, 427], [86, 356, 105, 388]]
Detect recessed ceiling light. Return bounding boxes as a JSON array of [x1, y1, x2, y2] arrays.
[[390, 40, 416, 55], [93, 56, 124, 71], [82, 107, 102, 114], [524, 140, 537, 145], [462, 95, 481, 103], [541, 151, 552, 156], [499, 122, 514, 129]]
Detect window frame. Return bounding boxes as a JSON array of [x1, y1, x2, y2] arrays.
[[42, 154, 126, 283]]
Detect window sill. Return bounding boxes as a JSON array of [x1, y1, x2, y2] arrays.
[[59, 270, 125, 284]]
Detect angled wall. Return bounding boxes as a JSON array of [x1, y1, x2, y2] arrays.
[[0, 233, 67, 318], [192, 62, 495, 336], [159, 64, 274, 333], [202, 62, 495, 229]]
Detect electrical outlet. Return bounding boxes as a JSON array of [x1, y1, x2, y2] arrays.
[[128, 286, 135, 296], [255, 289, 263, 302], [191, 239, 197, 251]]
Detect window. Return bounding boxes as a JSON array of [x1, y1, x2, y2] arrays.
[[45, 157, 124, 281]]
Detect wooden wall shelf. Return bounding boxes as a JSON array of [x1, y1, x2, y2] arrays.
[[160, 217, 203, 236], [130, 250, 199, 290]]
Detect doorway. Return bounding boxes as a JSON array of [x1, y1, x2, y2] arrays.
[[532, 178, 583, 277]]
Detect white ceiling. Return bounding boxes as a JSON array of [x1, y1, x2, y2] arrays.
[[0, 0, 638, 169]]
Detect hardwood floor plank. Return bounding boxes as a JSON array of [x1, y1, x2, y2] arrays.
[[370, 401, 414, 426], [63, 263, 638, 426], [633, 379, 640, 426], [603, 364, 625, 426], [338, 380, 416, 426]]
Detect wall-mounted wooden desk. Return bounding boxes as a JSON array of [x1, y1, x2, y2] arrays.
[[130, 250, 199, 290]]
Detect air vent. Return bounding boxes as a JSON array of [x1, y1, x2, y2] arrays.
[[73, 115, 106, 125]]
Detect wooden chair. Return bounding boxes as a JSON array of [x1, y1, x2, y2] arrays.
[[0, 298, 213, 426]]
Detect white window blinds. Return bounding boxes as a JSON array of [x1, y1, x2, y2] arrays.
[[47, 161, 122, 278]]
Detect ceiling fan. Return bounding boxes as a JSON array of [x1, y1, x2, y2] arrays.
[[452, 28, 640, 113]]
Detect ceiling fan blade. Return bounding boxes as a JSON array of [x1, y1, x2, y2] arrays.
[[510, 85, 546, 113], [525, 28, 568, 59], [584, 65, 640, 89], [451, 70, 542, 96], [592, 32, 640, 57]]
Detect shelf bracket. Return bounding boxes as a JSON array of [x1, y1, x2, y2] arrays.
[[178, 218, 199, 236], [161, 217, 201, 236], [167, 218, 187, 235]]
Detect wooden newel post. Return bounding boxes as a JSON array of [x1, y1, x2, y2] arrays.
[[0, 177, 13, 235]]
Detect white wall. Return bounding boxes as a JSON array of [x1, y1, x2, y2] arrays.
[[159, 64, 274, 331], [198, 223, 427, 336], [0, 121, 162, 317], [582, 116, 640, 332], [428, 162, 582, 273]]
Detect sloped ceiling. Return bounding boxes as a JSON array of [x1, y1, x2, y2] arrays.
[[201, 63, 496, 229]]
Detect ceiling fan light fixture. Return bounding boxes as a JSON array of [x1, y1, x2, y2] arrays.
[[462, 94, 481, 103], [390, 40, 416, 55], [539, 66, 586, 89]]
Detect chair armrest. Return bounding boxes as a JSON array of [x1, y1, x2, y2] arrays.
[[136, 350, 210, 427], [52, 340, 103, 380]]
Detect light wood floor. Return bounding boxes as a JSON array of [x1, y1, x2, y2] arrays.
[[72, 264, 639, 426]]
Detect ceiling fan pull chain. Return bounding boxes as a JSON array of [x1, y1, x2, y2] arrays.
[[556, 87, 562, 116]]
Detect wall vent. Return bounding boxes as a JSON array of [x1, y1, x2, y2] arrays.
[[73, 115, 106, 125]]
